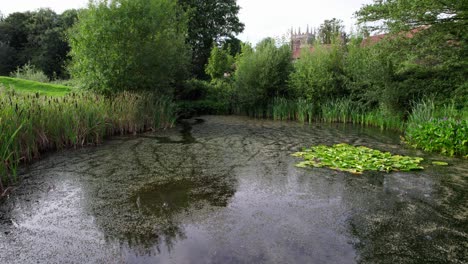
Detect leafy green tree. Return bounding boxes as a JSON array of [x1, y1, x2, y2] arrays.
[[69, 0, 189, 94], [356, 0, 468, 109], [205, 45, 234, 80], [356, 0, 467, 34], [178, 0, 244, 78], [235, 38, 292, 106], [289, 40, 347, 104], [318, 18, 345, 44], [0, 9, 78, 78]]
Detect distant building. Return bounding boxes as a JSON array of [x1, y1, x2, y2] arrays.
[[291, 26, 316, 59], [291, 26, 428, 59]]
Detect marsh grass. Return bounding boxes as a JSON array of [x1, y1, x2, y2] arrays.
[[0, 89, 176, 194], [244, 97, 405, 130]]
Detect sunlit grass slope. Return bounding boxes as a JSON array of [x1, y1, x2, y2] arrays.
[[0, 76, 72, 96]]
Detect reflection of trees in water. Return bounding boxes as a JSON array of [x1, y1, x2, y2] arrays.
[[76, 118, 238, 255], [128, 177, 236, 251], [87, 171, 236, 255]]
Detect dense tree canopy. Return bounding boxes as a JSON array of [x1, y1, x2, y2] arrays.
[[178, 0, 244, 78], [69, 0, 189, 94], [356, 0, 468, 108], [0, 9, 78, 78]]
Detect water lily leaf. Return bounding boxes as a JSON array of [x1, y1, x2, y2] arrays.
[[432, 161, 448, 166], [292, 143, 424, 174]]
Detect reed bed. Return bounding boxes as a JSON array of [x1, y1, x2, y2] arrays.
[[0, 89, 177, 194], [243, 97, 405, 130]]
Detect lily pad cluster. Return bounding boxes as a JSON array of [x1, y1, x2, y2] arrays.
[[292, 143, 424, 174]]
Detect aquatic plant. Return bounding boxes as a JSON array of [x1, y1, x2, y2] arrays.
[[0, 89, 177, 194], [405, 100, 468, 157], [292, 143, 424, 174]]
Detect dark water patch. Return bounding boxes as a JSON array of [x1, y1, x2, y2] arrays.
[[134, 177, 235, 217], [150, 118, 204, 144]]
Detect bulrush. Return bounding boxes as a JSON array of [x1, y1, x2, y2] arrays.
[[0, 90, 177, 195]]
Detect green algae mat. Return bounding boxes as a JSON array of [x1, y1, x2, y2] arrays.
[[292, 143, 424, 174]]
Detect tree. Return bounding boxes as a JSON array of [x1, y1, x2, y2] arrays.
[[205, 45, 234, 80], [356, 0, 468, 108], [69, 0, 190, 94], [289, 41, 347, 104], [235, 38, 292, 106], [318, 18, 345, 44], [356, 0, 467, 35], [178, 0, 244, 78], [0, 9, 78, 78]]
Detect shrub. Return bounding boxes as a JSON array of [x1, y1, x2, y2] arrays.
[[234, 38, 292, 107], [10, 63, 49, 83], [289, 40, 346, 104]]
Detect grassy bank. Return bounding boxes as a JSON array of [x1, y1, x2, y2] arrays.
[[0, 89, 177, 195], [0, 76, 72, 96]]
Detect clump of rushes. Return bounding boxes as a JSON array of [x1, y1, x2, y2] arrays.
[[292, 143, 424, 174], [0, 89, 177, 194]]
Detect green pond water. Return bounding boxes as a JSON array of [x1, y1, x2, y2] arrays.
[[0, 115, 467, 263]]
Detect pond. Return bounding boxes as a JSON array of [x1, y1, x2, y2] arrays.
[[0, 116, 467, 263]]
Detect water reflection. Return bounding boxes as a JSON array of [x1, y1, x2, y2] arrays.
[[0, 116, 466, 264]]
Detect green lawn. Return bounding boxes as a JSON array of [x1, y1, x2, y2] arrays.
[[0, 76, 72, 96]]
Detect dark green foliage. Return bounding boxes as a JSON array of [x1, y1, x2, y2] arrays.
[[69, 0, 189, 94], [0, 9, 78, 78], [177, 79, 235, 116], [354, 0, 468, 112], [177, 79, 211, 101], [178, 0, 244, 78], [235, 38, 293, 108]]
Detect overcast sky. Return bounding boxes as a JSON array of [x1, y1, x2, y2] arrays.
[[1, 0, 372, 44]]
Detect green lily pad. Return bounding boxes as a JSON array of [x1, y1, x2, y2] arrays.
[[432, 161, 449, 166], [292, 143, 424, 174]]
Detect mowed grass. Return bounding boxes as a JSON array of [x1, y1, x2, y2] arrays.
[[0, 76, 72, 96]]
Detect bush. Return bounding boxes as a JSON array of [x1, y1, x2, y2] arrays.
[[290, 40, 347, 104], [10, 63, 49, 83], [235, 38, 292, 107]]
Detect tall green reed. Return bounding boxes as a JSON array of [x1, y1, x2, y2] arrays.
[[0, 89, 177, 193]]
